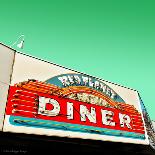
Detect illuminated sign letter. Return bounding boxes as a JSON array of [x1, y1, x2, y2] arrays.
[[38, 97, 60, 116], [58, 76, 69, 86], [67, 102, 74, 120], [119, 113, 132, 129], [80, 105, 96, 123], [101, 110, 115, 126]]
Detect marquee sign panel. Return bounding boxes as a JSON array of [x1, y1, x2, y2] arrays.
[[2, 52, 149, 144]]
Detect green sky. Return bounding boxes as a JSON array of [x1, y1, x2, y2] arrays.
[[0, 0, 155, 120]]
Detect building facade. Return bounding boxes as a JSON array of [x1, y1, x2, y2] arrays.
[[0, 43, 155, 154]]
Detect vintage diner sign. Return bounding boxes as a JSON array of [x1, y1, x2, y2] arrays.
[[3, 52, 149, 144]]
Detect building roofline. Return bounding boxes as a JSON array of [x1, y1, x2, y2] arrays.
[[0, 41, 138, 93]]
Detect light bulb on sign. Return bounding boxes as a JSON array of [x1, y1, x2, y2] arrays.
[[17, 40, 24, 49]]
